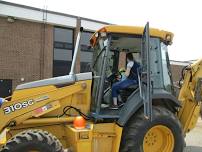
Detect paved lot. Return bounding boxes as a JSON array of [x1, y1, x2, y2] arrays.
[[185, 119, 202, 152]]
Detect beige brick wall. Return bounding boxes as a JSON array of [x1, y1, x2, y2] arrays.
[[170, 64, 184, 83], [118, 52, 126, 69], [0, 17, 53, 90]]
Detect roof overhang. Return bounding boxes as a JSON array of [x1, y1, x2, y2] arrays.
[[0, 1, 109, 30]]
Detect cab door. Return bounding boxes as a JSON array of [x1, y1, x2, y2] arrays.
[[140, 22, 153, 120]]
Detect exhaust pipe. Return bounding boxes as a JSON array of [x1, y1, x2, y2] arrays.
[[69, 27, 83, 75]]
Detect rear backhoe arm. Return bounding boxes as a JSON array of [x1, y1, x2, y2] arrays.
[[178, 59, 202, 133]]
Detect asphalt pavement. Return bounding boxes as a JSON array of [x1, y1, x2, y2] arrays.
[[185, 119, 202, 152]]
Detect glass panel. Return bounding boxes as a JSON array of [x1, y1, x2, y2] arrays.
[[54, 28, 73, 43], [90, 38, 106, 112], [53, 27, 73, 77], [53, 60, 71, 77], [80, 51, 93, 73], [80, 32, 93, 72], [161, 42, 172, 92], [150, 38, 163, 89], [54, 49, 72, 61], [105, 50, 115, 76], [80, 32, 92, 47], [80, 51, 93, 62], [54, 42, 73, 50]]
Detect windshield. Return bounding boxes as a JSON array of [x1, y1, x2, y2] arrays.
[[161, 42, 173, 92]]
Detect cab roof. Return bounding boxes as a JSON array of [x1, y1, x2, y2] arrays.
[[90, 25, 174, 46]]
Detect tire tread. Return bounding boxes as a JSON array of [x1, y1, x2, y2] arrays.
[[0, 129, 64, 152], [119, 106, 185, 152]]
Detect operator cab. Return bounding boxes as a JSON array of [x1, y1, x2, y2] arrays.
[[102, 35, 141, 104], [89, 25, 174, 121]]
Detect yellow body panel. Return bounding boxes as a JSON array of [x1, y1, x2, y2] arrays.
[[90, 25, 173, 46], [66, 124, 93, 152], [178, 59, 202, 133], [0, 78, 123, 151], [0, 129, 9, 145], [92, 123, 122, 152], [112, 125, 123, 152], [0, 80, 92, 131]]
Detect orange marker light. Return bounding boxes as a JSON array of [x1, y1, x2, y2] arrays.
[[73, 116, 86, 129]]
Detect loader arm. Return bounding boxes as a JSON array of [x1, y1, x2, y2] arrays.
[[0, 81, 87, 132], [178, 59, 202, 133]]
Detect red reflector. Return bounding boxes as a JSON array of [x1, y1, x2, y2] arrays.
[[35, 108, 43, 114]]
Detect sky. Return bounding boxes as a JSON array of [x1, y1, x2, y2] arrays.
[[3, 0, 202, 61]]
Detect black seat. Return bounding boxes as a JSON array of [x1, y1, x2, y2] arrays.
[[119, 84, 138, 92], [118, 84, 138, 102]]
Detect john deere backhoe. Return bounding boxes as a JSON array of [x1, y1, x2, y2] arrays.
[[0, 22, 201, 152]]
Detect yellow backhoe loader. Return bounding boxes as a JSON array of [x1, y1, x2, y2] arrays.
[[0, 22, 201, 152]]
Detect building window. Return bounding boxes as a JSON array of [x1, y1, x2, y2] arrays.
[[53, 27, 74, 77], [80, 32, 93, 73]]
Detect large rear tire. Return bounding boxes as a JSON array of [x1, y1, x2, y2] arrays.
[[119, 106, 185, 152], [0, 129, 64, 152]]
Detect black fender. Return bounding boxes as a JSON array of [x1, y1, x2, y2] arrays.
[[152, 89, 181, 108], [117, 90, 143, 127], [117, 89, 181, 127]]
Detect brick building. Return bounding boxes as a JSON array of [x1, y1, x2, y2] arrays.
[[0, 1, 189, 98], [170, 60, 191, 85], [0, 1, 109, 97]]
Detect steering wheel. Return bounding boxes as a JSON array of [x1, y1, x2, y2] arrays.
[[106, 71, 122, 84], [103, 71, 122, 97], [117, 71, 123, 80]]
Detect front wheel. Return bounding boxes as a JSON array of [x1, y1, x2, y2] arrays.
[[119, 106, 185, 152], [0, 129, 64, 152]]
